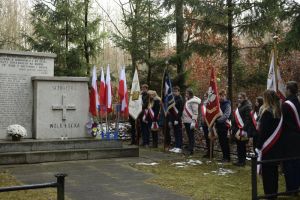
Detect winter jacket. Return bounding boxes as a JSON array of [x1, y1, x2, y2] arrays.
[[182, 96, 201, 124], [168, 95, 184, 122], [215, 99, 231, 130]]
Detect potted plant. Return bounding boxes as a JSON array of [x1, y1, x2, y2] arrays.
[[7, 124, 27, 141]]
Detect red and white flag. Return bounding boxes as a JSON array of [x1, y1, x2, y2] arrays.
[[118, 67, 129, 117], [205, 67, 222, 128], [99, 67, 106, 116], [89, 66, 99, 116], [105, 65, 113, 113], [267, 49, 286, 100]]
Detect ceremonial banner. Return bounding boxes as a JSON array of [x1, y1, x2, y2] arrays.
[[161, 70, 176, 116], [118, 67, 129, 117], [129, 69, 142, 119], [105, 65, 112, 113], [205, 67, 222, 128], [267, 49, 286, 100], [89, 66, 99, 116], [99, 67, 106, 116]]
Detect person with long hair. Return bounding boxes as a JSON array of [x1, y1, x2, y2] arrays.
[[252, 96, 264, 149], [257, 90, 283, 199], [146, 90, 161, 148]]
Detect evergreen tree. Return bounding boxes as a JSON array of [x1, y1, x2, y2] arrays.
[[27, 0, 104, 76]]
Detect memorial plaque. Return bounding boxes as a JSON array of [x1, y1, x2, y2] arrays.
[[32, 77, 89, 139], [0, 50, 55, 139]]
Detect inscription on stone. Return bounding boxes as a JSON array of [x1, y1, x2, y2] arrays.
[[52, 94, 76, 120], [0, 51, 55, 139]]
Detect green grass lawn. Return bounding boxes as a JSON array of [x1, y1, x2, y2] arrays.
[[133, 155, 299, 200], [0, 170, 62, 200]]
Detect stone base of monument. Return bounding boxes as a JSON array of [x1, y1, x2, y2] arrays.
[[0, 138, 138, 165]]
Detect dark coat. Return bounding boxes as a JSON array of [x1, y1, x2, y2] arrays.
[[257, 109, 283, 160], [215, 100, 231, 130], [281, 95, 300, 157], [168, 95, 183, 122], [148, 98, 161, 123], [232, 100, 256, 138]]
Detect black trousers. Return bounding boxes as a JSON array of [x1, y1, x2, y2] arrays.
[[129, 116, 136, 144], [283, 159, 300, 192], [236, 140, 247, 163], [184, 123, 195, 153], [216, 125, 230, 160], [165, 123, 171, 147], [203, 125, 213, 156], [262, 163, 278, 199], [152, 131, 158, 148]]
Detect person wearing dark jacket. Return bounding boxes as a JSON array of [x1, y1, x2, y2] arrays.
[[215, 89, 231, 162], [140, 84, 149, 147], [232, 92, 255, 166], [168, 86, 184, 153], [252, 96, 263, 149], [146, 90, 161, 148], [257, 90, 283, 199], [281, 81, 300, 193]]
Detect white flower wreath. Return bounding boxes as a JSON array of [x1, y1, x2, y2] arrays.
[[7, 124, 27, 137]]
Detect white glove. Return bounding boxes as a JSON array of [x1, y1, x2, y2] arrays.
[[168, 122, 173, 128], [190, 121, 196, 130], [174, 120, 179, 125], [240, 130, 248, 137]]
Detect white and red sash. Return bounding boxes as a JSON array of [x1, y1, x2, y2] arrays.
[[234, 108, 244, 129], [184, 103, 198, 126], [142, 109, 149, 122], [284, 100, 300, 130], [250, 111, 258, 131], [257, 115, 283, 174]]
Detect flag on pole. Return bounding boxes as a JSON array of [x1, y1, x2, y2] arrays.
[[205, 67, 222, 128], [118, 66, 129, 117], [161, 70, 176, 116], [129, 68, 142, 119], [99, 67, 106, 116], [105, 65, 113, 113], [267, 49, 286, 100], [89, 66, 99, 116]]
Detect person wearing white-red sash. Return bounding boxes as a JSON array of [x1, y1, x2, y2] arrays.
[[257, 90, 283, 198], [232, 92, 256, 167], [281, 81, 300, 193], [140, 84, 150, 147], [200, 93, 212, 158], [251, 96, 264, 149], [215, 89, 231, 162], [182, 88, 201, 155], [146, 90, 161, 148]]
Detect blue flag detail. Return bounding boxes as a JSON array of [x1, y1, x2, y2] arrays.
[[162, 71, 175, 116]]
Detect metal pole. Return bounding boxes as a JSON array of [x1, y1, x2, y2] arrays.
[[251, 155, 258, 200], [55, 173, 67, 200]]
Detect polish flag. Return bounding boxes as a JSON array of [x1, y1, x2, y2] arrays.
[[105, 65, 112, 113], [118, 67, 129, 117], [99, 67, 106, 115], [267, 49, 286, 100], [89, 66, 99, 116]]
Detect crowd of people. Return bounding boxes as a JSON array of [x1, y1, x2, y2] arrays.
[[129, 81, 300, 198]]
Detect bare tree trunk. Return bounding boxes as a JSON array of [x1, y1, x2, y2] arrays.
[[227, 0, 233, 106], [175, 0, 184, 75], [147, 0, 151, 86], [84, 0, 90, 75]]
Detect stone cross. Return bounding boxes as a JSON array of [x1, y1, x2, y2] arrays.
[[52, 94, 76, 120]]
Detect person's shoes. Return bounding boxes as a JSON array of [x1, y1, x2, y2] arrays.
[[169, 148, 176, 152], [173, 148, 182, 153], [233, 162, 246, 167]]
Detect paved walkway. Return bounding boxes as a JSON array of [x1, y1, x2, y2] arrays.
[[0, 148, 191, 200]]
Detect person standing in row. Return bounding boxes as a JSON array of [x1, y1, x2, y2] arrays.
[[140, 84, 149, 147], [281, 81, 300, 193], [251, 96, 264, 149], [182, 88, 201, 155], [257, 90, 283, 198], [232, 92, 255, 166], [201, 93, 212, 158], [168, 86, 184, 153], [146, 90, 161, 148], [215, 89, 231, 162]]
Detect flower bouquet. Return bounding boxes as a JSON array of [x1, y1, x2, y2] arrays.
[[7, 124, 27, 141]]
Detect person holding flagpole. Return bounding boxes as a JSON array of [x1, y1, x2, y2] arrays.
[[281, 81, 300, 193], [140, 84, 149, 147], [182, 88, 201, 155], [256, 90, 283, 198]]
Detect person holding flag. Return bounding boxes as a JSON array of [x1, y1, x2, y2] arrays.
[[128, 69, 143, 145], [182, 88, 201, 155], [281, 81, 300, 193]]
